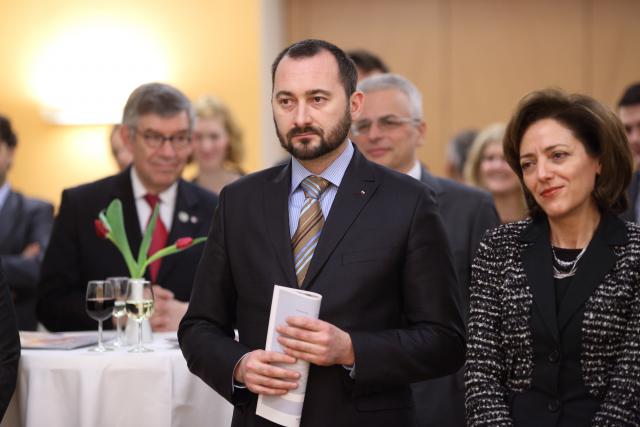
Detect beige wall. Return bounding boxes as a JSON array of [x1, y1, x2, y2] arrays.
[[1, 0, 265, 205], [286, 0, 640, 175]]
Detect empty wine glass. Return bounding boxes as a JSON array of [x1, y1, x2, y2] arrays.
[[106, 277, 129, 347], [86, 280, 115, 352], [125, 279, 155, 353]]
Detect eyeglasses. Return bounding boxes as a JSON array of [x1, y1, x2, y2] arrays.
[[134, 128, 191, 150], [351, 115, 421, 136]]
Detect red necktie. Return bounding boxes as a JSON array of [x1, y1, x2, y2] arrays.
[[144, 194, 168, 283]]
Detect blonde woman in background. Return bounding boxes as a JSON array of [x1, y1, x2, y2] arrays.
[[192, 96, 244, 194], [465, 123, 527, 223]]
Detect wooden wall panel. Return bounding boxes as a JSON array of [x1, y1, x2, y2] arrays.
[[449, 0, 587, 130], [590, 0, 640, 108]]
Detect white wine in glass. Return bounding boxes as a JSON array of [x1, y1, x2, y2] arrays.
[[125, 279, 155, 353], [106, 277, 129, 347]]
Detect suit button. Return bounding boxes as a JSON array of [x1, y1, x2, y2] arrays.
[[548, 350, 560, 363], [548, 399, 561, 412]]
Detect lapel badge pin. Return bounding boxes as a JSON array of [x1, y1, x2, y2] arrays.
[[190, 216, 198, 224], [360, 190, 366, 196], [178, 211, 189, 223]]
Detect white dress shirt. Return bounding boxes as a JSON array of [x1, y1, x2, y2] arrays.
[[130, 167, 177, 233]]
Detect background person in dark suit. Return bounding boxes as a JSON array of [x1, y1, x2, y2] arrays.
[[0, 115, 54, 331], [466, 89, 639, 426], [38, 83, 218, 332], [618, 82, 640, 223], [179, 39, 465, 427], [351, 73, 499, 427], [0, 264, 20, 421]]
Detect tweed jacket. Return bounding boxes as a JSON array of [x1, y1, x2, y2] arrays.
[[465, 214, 640, 426]]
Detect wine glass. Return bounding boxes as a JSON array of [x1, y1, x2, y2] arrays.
[[86, 280, 115, 352], [106, 277, 129, 347], [125, 279, 155, 353]]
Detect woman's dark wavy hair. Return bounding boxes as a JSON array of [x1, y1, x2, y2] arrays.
[[503, 88, 633, 218]]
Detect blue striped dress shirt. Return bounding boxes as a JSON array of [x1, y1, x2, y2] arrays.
[[288, 142, 354, 237]]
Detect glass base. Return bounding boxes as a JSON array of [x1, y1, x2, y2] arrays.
[[128, 346, 153, 353], [88, 345, 113, 353]]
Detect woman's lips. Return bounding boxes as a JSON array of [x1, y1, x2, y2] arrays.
[[540, 186, 562, 198]]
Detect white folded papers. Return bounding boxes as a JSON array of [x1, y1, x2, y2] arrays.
[[256, 285, 322, 427]]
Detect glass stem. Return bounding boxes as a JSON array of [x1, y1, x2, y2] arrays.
[[137, 320, 143, 350], [98, 320, 103, 349], [116, 317, 122, 343]]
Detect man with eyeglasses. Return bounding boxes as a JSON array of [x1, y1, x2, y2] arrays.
[[38, 83, 218, 332], [351, 73, 499, 427]]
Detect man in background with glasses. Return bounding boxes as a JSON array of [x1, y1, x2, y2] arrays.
[[38, 83, 218, 332], [351, 73, 499, 427]]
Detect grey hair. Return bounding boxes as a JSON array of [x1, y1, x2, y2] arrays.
[[121, 83, 194, 135], [357, 73, 423, 119]]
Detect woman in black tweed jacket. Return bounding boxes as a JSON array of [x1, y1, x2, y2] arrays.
[[465, 89, 639, 426]]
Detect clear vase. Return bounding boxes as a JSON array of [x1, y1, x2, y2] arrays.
[[125, 278, 154, 344]]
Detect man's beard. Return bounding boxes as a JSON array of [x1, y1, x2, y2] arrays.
[[275, 107, 352, 161]]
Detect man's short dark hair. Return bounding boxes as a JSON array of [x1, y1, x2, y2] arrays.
[[618, 82, 640, 108], [0, 115, 17, 148], [271, 39, 358, 97], [347, 49, 389, 75], [504, 88, 633, 217]]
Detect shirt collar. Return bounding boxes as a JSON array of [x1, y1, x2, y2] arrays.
[[405, 160, 422, 180], [0, 182, 10, 211], [130, 166, 178, 203], [290, 141, 354, 194]]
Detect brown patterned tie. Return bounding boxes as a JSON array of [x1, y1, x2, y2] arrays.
[[292, 175, 330, 286]]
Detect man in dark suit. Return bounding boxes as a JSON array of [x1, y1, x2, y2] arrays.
[[38, 83, 218, 332], [0, 115, 54, 330], [618, 82, 640, 223], [179, 39, 465, 427], [0, 264, 20, 421], [351, 74, 499, 427]]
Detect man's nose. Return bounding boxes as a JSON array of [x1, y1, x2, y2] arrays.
[[294, 104, 312, 127]]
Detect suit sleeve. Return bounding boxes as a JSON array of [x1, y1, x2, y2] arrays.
[[464, 232, 514, 426], [178, 189, 251, 405], [37, 190, 95, 331], [592, 273, 640, 424], [2, 201, 54, 293], [0, 266, 20, 420], [348, 186, 466, 387]]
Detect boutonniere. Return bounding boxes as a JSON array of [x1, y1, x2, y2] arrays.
[[94, 199, 206, 278]]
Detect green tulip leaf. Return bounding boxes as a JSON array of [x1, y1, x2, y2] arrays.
[[105, 199, 138, 277], [137, 204, 159, 272]]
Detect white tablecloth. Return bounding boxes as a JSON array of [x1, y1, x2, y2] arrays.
[[1, 332, 233, 427]]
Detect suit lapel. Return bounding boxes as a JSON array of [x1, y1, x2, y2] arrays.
[[0, 191, 19, 249], [301, 150, 378, 289], [520, 216, 559, 342], [557, 213, 626, 330], [265, 163, 298, 287]]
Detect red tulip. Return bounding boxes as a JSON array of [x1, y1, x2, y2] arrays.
[[94, 219, 109, 239], [175, 237, 193, 249]]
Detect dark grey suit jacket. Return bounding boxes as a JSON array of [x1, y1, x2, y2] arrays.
[[620, 170, 639, 223], [38, 168, 218, 331], [0, 264, 20, 421], [412, 167, 500, 427], [179, 149, 466, 427], [0, 189, 53, 330]]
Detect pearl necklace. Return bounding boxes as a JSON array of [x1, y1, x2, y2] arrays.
[[552, 245, 588, 279]]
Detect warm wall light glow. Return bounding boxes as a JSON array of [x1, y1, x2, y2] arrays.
[[32, 19, 169, 125]]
